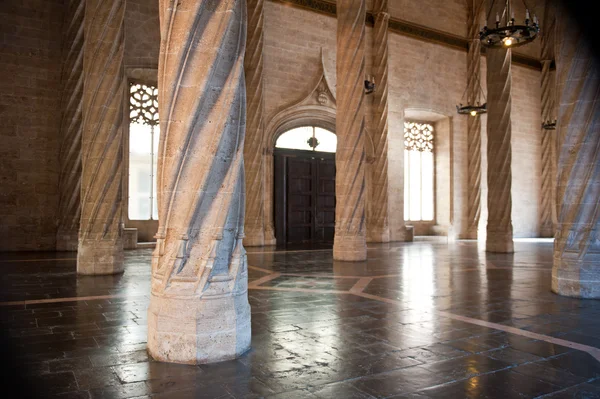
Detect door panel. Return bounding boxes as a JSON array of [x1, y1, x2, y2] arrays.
[[274, 149, 335, 246]]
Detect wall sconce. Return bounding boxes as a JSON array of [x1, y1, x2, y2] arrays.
[[364, 75, 375, 95]]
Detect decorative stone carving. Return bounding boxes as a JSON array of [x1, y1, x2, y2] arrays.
[[485, 0, 514, 253], [56, 0, 84, 252], [367, 0, 390, 243], [78, 0, 125, 274], [540, 2, 557, 238], [244, 0, 267, 247], [464, 0, 483, 239], [334, 0, 367, 261], [552, 7, 600, 299], [147, 0, 251, 364]]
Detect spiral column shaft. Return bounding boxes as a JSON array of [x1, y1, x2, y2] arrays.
[[367, 0, 390, 243], [77, 0, 125, 274], [57, 0, 84, 251], [334, 0, 367, 261], [540, 5, 557, 238], [552, 8, 600, 298], [147, 0, 251, 364], [485, 0, 514, 253], [243, 0, 268, 246], [465, 0, 483, 239]]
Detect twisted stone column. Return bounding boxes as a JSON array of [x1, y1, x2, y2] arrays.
[[540, 4, 557, 238], [485, 1, 514, 253], [367, 0, 390, 243], [465, 0, 483, 239], [56, 0, 84, 251], [334, 0, 367, 261], [244, 0, 267, 246], [552, 8, 600, 298], [78, 0, 125, 274], [148, 0, 251, 364]]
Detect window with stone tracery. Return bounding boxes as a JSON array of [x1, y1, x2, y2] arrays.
[[128, 82, 159, 220], [404, 122, 434, 221]]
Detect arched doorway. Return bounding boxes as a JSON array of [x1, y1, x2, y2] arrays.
[[273, 126, 337, 247]]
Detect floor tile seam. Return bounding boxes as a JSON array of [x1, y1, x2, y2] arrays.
[[348, 291, 600, 364], [438, 311, 600, 362], [0, 294, 149, 307], [248, 272, 282, 288], [400, 364, 560, 399], [532, 383, 588, 399]]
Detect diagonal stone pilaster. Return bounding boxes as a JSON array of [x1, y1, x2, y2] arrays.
[[334, 0, 367, 261], [552, 7, 600, 299], [147, 0, 251, 364], [540, 2, 557, 238], [57, 0, 84, 251], [244, 0, 270, 246], [485, 0, 514, 253], [367, 0, 390, 243], [464, 0, 483, 239], [78, 0, 125, 274]]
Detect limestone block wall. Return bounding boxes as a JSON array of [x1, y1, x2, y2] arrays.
[[389, 0, 468, 37], [263, 2, 337, 121], [261, 1, 543, 240], [511, 65, 542, 237], [125, 0, 160, 69], [0, 0, 64, 251]]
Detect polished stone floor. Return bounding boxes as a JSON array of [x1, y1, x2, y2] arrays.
[[1, 240, 600, 398]]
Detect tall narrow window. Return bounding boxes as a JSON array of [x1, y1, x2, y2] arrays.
[[129, 82, 159, 220], [404, 122, 434, 221]]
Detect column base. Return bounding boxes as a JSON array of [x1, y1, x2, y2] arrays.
[[147, 291, 251, 364], [539, 222, 555, 238], [552, 253, 600, 299], [333, 235, 367, 261], [460, 226, 478, 240], [264, 225, 276, 246], [243, 226, 265, 247], [367, 226, 390, 243], [77, 238, 124, 275], [56, 229, 79, 252], [485, 231, 514, 253]]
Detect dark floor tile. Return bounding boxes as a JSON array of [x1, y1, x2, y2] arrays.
[[112, 361, 202, 384], [484, 346, 543, 365], [35, 371, 79, 395], [512, 360, 589, 388], [89, 382, 150, 399], [265, 389, 318, 399], [74, 366, 122, 390], [539, 382, 600, 398], [49, 356, 94, 372], [419, 354, 511, 381], [309, 381, 375, 399], [545, 351, 600, 380], [352, 365, 451, 397]]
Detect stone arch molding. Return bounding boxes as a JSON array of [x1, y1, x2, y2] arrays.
[[263, 50, 337, 246], [266, 50, 337, 148]]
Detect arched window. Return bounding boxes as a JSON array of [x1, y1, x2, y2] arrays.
[[404, 121, 434, 221], [275, 126, 336, 152], [128, 82, 159, 220]]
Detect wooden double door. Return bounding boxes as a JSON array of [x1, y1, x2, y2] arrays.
[[274, 149, 336, 246]]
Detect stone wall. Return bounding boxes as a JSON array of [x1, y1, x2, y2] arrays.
[[264, 1, 543, 239], [0, 0, 545, 251], [0, 0, 64, 251], [125, 0, 160, 69]]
